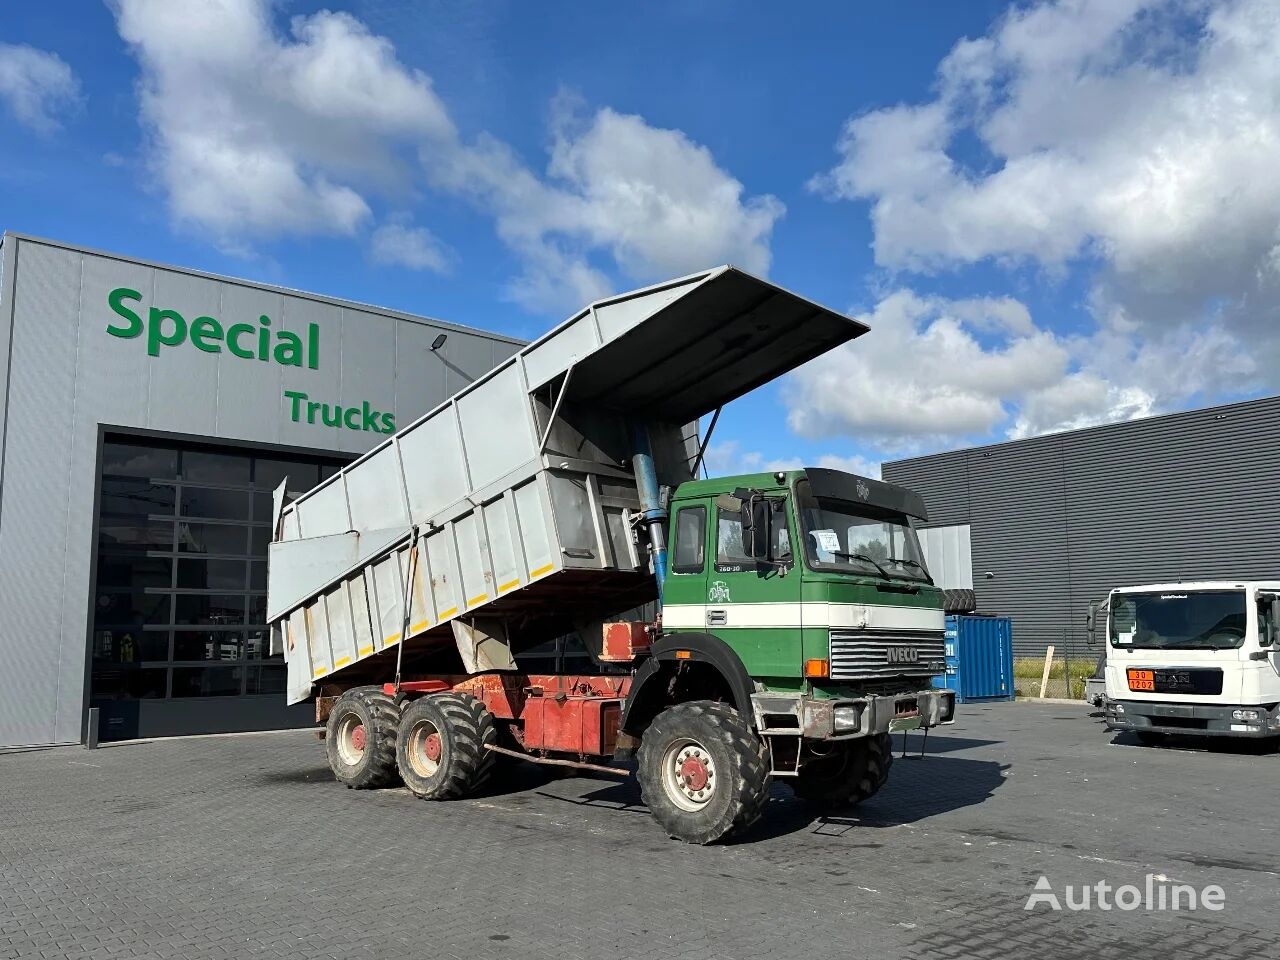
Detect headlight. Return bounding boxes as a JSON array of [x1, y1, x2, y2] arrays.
[[833, 705, 861, 733], [1232, 709, 1260, 722]]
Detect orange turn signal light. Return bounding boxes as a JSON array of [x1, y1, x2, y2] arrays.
[[803, 658, 829, 678], [674, 650, 692, 660]]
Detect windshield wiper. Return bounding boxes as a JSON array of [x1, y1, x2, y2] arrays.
[[832, 551, 890, 579], [888, 558, 929, 574]]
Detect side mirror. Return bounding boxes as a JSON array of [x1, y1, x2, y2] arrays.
[[740, 494, 771, 561], [1265, 597, 1280, 647], [1086, 599, 1108, 647]]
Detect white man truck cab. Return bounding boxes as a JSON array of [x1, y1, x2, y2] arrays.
[[1089, 581, 1280, 743]]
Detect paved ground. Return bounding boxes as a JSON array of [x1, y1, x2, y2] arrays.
[[3, 701, 1280, 960]]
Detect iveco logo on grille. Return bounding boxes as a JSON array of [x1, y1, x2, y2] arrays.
[[886, 646, 919, 664]]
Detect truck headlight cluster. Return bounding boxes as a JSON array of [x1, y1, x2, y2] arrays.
[[1232, 709, 1261, 722], [833, 705, 861, 733]]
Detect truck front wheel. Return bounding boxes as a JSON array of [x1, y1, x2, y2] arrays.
[[396, 693, 497, 800], [325, 686, 401, 789], [792, 733, 894, 808], [636, 701, 771, 844]]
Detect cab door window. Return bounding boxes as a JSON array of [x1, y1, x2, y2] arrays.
[[670, 506, 707, 574], [716, 508, 754, 573]]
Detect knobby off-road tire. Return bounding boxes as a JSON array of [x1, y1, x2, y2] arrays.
[[325, 686, 401, 789], [636, 701, 771, 845], [396, 693, 497, 800], [942, 588, 977, 614], [792, 732, 894, 808]]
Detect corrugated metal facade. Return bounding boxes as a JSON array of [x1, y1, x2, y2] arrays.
[[885, 397, 1280, 657], [0, 233, 523, 748]]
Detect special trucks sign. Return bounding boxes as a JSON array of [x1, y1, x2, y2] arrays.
[[106, 287, 396, 435]]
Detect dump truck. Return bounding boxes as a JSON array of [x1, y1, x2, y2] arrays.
[[1090, 581, 1280, 743], [267, 266, 955, 843]]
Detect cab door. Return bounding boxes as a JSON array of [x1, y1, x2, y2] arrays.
[[702, 498, 800, 677], [661, 500, 711, 630]]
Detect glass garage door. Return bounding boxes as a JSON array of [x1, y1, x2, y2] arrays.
[[88, 436, 349, 741]]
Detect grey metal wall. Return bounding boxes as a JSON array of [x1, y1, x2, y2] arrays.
[[884, 396, 1280, 657], [0, 233, 523, 748]]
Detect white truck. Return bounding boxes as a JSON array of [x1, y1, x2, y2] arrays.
[[1088, 581, 1280, 744]]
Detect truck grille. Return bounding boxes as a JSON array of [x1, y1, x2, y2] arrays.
[[829, 629, 946, 682]]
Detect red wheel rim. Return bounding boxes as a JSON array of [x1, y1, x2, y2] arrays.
[[423, 732, 442, 763], [350, 723, 366, 752], [679, 756, 709, 792]]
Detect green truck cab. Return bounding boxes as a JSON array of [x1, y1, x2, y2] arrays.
[[622, 467, 953, 818]]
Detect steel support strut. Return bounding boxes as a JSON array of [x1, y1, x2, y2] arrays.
[[630, 423, 668, 599]]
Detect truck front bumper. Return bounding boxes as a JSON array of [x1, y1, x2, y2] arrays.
[[752, 688, 956, 741], [1106, 699, 1280, 738]]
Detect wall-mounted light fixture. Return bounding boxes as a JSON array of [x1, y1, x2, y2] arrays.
[[431, 333, 447, 351]]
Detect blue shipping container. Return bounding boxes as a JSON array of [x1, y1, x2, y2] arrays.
[[933, 615, 1014, 703]]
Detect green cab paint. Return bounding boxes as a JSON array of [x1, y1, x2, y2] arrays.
[[664, 469, 944, 685]]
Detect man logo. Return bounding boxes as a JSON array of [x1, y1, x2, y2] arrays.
[[856, 480, 871, 500]]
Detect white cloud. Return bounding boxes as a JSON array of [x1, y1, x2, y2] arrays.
[[786, 291, 1078, 448], [813, 0, 1280, 289], [112, 3, 782, 307], [810, 0, 1280, 443], [704, 442, 882, 480], [431, 95, 784, 314], [112, 0, 453, 240], [0, 42, 80, 133], [369, 220, 451, 273]]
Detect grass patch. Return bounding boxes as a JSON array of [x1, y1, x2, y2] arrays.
[[1013, 656, 1097, 699]]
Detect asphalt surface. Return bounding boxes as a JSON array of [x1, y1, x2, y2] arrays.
[[3, 701, 1279, 960]]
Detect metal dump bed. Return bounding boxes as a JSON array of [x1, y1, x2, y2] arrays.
[[268, 266, 865, 704]]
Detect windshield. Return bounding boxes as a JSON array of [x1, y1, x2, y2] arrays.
[[796, 482, 930, 582], [1109, 590, 1247, 650]]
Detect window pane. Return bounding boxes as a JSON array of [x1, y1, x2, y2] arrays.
[[98, 518, 173, 553], [247, 594, 267, 624], [249, 561, 267, 591], [102, 443, 178, 480], [672, 506, 706, 573], [252, 493, 275, 523], [91, 665, 168, 700], [176, 558, 246, 591], [246, 665, 286, 694], [255, 458, 318, 491], [174, 593, 247, 626], [176, 521, 250, 556], [245, 628, 269, 659], [93, 591, 171, 627], [174, 630, 245, 661], [100, 478, 176, 516], [92, 628, 169, 662], [181, 487, 252, 520], [172, 665, 243, 697], [181, 450, 250, 485], [716, 508, 753, 566], [250, 526, 271, 556], [96, 555, 172, 589]]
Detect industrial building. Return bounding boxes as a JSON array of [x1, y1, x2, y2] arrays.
[[0, 233, 522, 748], [883, 396, 1280, 657]]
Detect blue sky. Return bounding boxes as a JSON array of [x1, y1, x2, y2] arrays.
[[3, 0, 1278, 477]]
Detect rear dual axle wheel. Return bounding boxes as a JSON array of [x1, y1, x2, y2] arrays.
[[325, 687, 401, 789], [396, 693, 497, 800]]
